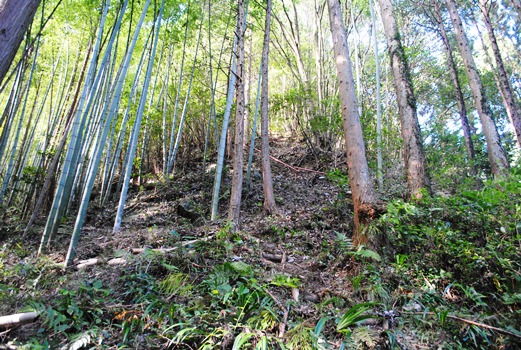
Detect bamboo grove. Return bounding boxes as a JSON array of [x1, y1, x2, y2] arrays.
[[0, 0, 520, 266]]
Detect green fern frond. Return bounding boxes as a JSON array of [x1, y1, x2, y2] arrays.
[[61, 328, 98, 350], [285, 322, 315, 350], [345, 327, 378, 349], [352, 246, 381, 262]]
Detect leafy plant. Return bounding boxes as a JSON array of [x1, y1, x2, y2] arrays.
[[159, 272, 193, 297], [270, 274, 301, 289], [336, 302, 378, 336]]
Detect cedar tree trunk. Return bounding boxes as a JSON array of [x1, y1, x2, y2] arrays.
[[378, 0, 430, 198], [446, 0, 509, 177], [0, 0, 40, 86], [479, 0, 521, 148], [228, 0, 246, 228], [260, 0, 276, 214], [327, 0, 378, 245]]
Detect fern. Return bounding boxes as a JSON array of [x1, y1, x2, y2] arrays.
[[61, 329, 97, 350], [335, 232, 354, 253], [345, 327, 378, 349], [285, 322, 315, 350], [230, 261, 253, 275], [247, 308, 279, 331], [352, 246, 381, 262]]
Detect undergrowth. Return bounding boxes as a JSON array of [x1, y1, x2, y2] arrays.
[[1, 173, 520, 349]]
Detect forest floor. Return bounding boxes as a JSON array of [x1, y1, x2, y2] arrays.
[[1, 138, 520, 349]]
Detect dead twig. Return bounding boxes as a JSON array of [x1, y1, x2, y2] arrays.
[[131, 236, 213, 254], [254, 148, 326, 175], [402, 311, 521, 340], [279, 305, 289, 338]]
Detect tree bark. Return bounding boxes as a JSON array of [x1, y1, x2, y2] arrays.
[[445, 0, 509, 177], [327, 0, 378, 245], [370, 0, 384, 188], [0, 0, 41, 86], [378, 0, 430, 198], [479, 0, 521, 148], [432, 2, 476, 172], [260, 0, 276, 215], [228, 0, 246, 228]]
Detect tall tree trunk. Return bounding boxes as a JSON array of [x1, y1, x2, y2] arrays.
[[228, 0, 246, 228], [211, 13, 242, 221], [378, 0, 430, 199], [445, 0, 509, 177], [245, 62, 262, 189], [432, 2, 476, 172], [243, 32, 252, 150], [0, 0, 41, 86], [351, 5, 363, 118], [260, 0, 276, 215], [327, 0, 378, 245], [370, 0, 384, 188], [479, 0, 521, 148]]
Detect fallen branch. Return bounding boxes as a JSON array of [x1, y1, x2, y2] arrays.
[[0, 312, 39, 329], [108, 258, 127, 265], [262, 252, 283, 262], [76, 258, 98, 269], [131, 236, 213, 254], [254, 148, 326, 175], [279, 305, 289, 338], [402, 311, 521, 340], [76, 257, 127, 269]]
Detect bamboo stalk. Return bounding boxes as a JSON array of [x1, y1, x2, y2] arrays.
[[0, 312, 39, 329]]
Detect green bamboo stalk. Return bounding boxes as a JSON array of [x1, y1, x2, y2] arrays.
[[166, 0, 192, 176], [113, 0, 163, 235], [210, 1, 249, 220], [65, 0, 148, 265], [0, 41, 40, 205], [170, 8, 205, 172], [245, 62, 262, 189], [202, 1, 232, 173], [40, 0, 113, 253]]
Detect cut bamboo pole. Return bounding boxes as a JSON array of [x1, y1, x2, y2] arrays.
[[0, 312, 39, 329]]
